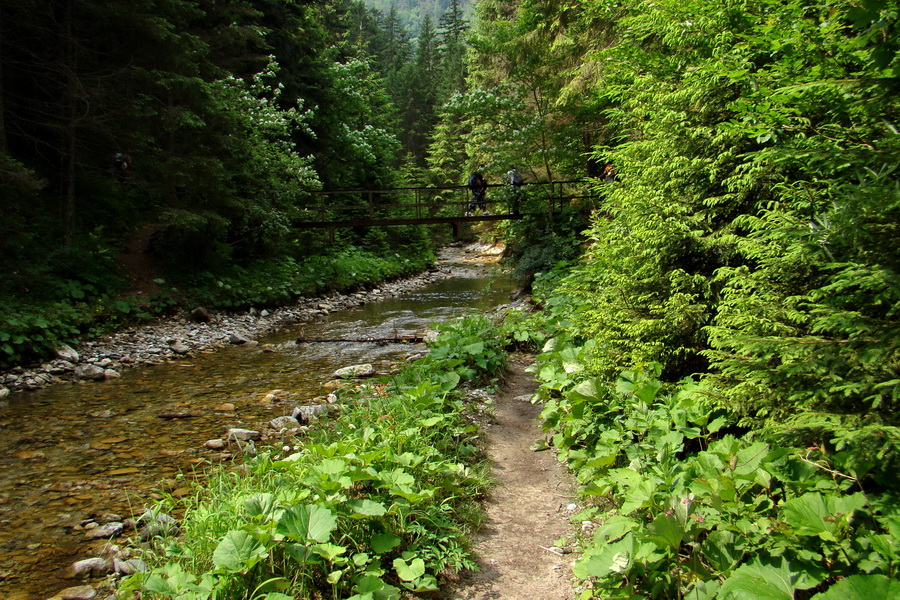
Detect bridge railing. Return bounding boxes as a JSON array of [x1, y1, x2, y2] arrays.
[[300, 179, 595, 224]]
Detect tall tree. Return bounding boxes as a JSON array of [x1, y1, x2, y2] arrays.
[[438, 0, 468, 96]]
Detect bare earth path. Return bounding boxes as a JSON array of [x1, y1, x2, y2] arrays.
[[446, 356, 577, 600]]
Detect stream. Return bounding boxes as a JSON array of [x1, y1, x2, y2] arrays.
[[0, 245, 517, 600]]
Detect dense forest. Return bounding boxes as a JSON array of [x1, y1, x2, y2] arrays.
[[362, 0, 473, 36], [0, 0, 475, 366], [3, 0, 900, 598]]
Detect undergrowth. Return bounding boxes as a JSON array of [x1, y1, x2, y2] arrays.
[[520, 316, 900, 598], [120, 314, 507, 600]]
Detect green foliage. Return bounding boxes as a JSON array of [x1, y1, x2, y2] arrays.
[[184, 246, 434, 310], [477, 0, 900, 459], [121, 313, 511, 599], [0, 303, 82, 365], [528, 352, 900, 599], [410, 314, 507, 383]]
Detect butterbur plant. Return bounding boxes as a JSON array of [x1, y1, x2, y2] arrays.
[[530, 348, 900, 599]]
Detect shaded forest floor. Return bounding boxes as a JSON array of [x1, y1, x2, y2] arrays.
[[444, 356, 577, 600]]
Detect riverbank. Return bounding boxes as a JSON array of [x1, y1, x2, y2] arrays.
[[0, 244, 504, 399], [115, 308, 543, 600]]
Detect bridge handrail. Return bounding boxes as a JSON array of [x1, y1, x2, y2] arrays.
[[306, 179, 589, 196]]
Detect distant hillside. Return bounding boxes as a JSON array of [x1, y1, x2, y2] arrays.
[[362, 0, 473, 37]]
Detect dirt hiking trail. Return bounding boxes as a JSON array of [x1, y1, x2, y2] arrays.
[[446, 356, 577, 600]]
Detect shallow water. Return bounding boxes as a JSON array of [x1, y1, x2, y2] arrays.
[[0, 248, 515, 599]]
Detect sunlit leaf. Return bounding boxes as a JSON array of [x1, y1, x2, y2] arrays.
[[212, 530, 268, 572]]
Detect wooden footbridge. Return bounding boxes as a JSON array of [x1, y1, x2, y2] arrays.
[[296, 180, 598, 240]]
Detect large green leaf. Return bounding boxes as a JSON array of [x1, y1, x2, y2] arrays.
[[351, 574, 402, 600], [573, 533, 635, 579], [719, 559, 798, 600], [570, 377, 605, 402], [812, 575, 900, 600], [370, 532, 402, 554], [277, 504, 337, 543], [394, 557, 426, 581], [244, 493, 278, 519], [212, 530, 268, 572], [781, 492, 866, 539], [646, 512, 685, 550], [348, 499, 387, 517], [700, 530, 741, 572]]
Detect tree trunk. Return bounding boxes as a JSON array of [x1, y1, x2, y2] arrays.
[[62, 0, 78, 245]]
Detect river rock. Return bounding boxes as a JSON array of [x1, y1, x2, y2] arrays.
[[137, 510, 179, 540], [50, 585, 98, 600], [113, 558, 148, 575], [103, 369, 121, 380], [54, 344, 80, 363], [292, 405, 330, 423], [0, 387, 9, 400], [84, 521, 123, 540], [75, 364, 105, 381], [189, 306, 211, 323], [333, 363, 375, 378], [70, 557, 113, 577], [268, 416, 301, 430], [262, 389, 288, 402], [170, 341, 190, 355], [229, 333, 253, 345], [226, 428, 261, 441], [205, 438, 226, 450]]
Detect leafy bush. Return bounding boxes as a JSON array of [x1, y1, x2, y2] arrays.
[[121, 314, 510, 599], [530, 350, 900, 600], [184, 247, 434, 311], [0, 303, 83, 365]]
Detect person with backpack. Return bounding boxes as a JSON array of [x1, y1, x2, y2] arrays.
[[506, 168, 524, 215], [467, 171, 489, 216]]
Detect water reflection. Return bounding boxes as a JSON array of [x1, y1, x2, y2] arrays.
[[0, 252, 513, 598]]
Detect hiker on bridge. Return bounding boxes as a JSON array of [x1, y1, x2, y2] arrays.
[[467, 171, 489, 216], [506, 168, 525, 215]]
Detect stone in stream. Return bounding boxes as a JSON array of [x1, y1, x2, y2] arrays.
[[228, 332, 254, 345], [49, 585, 98, 600], [70, 557, 113, 577], [74, 364, 105, 381], [205, 438, 227, 450], [292, 405, 330, 423], [84, 521, 124, 540], [169, 341, 191, 355], [333, 363, 375, 378], [103, 368, 121, 380], [54, 344, 80, 363], [268, 415, 302, 430], [226, 428, 261, 442], [113, 557, 148, 575]]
